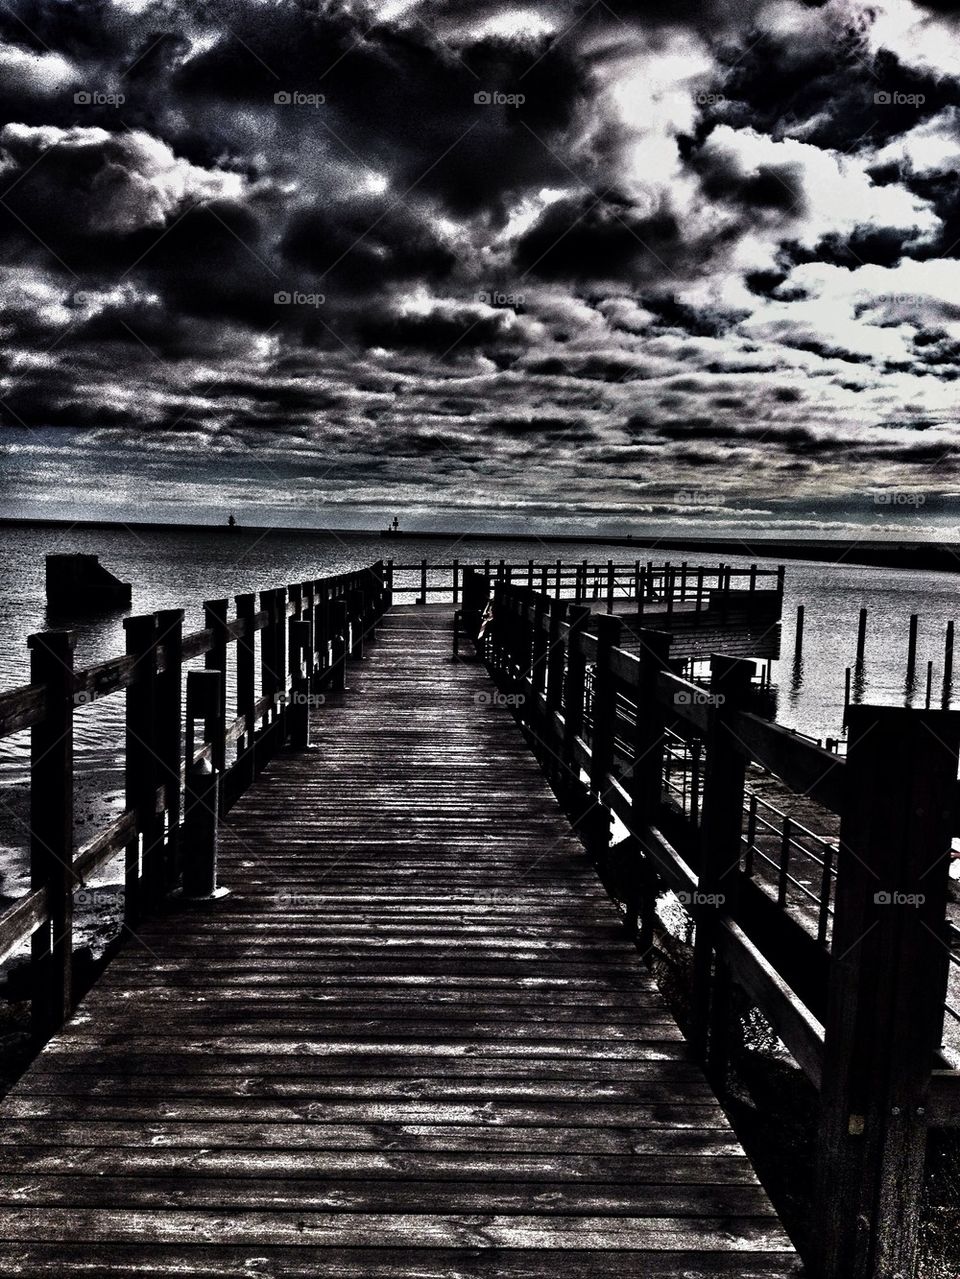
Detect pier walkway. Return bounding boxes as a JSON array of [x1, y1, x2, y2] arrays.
[[0, 604, 798, 1277]]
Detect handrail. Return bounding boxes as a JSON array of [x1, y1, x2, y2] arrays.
[[481, 576, 960, 1276], [0, 560, 389, 1042]]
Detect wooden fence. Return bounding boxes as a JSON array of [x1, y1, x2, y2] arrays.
[[0, 561, 388, 1045], [387, 557, 783, 612], [482, 577, 960, 1279]]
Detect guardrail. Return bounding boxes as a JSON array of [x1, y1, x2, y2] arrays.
[[481, 577, 960, 1279], [386, 557, 783, 612], [0, 561, 388, 1046]]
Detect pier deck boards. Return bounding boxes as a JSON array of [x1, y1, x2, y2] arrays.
[[0, 605, 799, 1277]]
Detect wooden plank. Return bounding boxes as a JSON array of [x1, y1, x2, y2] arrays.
[[0, 606, 797, 1276]]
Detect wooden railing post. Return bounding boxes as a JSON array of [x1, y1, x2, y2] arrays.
[[27, 630, 75, 1041], [203, 599, 228, 780], [183, 669, 221, 899], [330, 599, 349, 691], [155, 607, 184, 891], [591, 615, 621, 795], [627, 628, 673, 949], [815, 705, 960, 1279], [123, 614, 161, 922], [559, 605, 591, 820], [288, 618, 312, 750], [419, 558, 427, 606], [690, 654, 754, 1069], [235, 593, 257, 787], [347, 590, 366, 660]]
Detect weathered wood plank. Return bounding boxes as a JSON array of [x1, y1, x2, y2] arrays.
[[0, 607, 797, 1275]]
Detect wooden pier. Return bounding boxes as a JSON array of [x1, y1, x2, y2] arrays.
[[0, 594, 798, 1276], [0, 557, 958, 1276]]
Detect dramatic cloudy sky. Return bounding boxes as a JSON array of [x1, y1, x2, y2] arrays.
[[1, 0, 960, 533]]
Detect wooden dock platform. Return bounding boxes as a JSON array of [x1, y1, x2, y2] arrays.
[[0, 604, 798, 1276]]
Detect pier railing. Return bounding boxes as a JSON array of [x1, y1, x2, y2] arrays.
[[482, 578, 960, 1279], [0, 561, 388, 1045], [386, 557, 783, 612]]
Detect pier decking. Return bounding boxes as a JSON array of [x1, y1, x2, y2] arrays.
[[0, 604, 798, 1277]]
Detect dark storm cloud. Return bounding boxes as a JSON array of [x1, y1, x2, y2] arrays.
[[1, 0, 960, 525]]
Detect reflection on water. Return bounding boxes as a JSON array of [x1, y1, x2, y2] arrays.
[[0, 523, 958, 896]]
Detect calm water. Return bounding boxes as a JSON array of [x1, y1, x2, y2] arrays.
[[0, 523, 958, 899]]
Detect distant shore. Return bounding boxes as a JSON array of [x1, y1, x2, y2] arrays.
[[2, 516, 958, 573]]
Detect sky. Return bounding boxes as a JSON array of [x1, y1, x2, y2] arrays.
[[1, 0, 960, 535]]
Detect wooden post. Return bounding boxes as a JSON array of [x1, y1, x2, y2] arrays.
[[259, 587, 278, 750], [795, 604, 805, 660], [815, 705, 960, 1279], [555, 558, 562, 597], [183, 670, 221, 899], [385, 559, 394, 608], [680, 561, 687, 601], [27, 630, 75, 1041], [665, 563, 674, 619], [627, 629, 672, 946], [591, 615, 622, 797], [123, 614, 161, 922], [561, 606, 591, 796], [856, 608, 868, 667], [235, 593, 257, 788], [452, 559, 459, 606], [943, 620, 954, 709], [844, 666, 851, 712], [203, 599, 228, 780], [906, 613, 918, 684], [606, 560, 615, 614], [288, 618, 312, 749], [330, 599, 349, 691], [155, 608, 184, 890], [419, 559, 427, 606], [690, 654, 754, 1072]]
